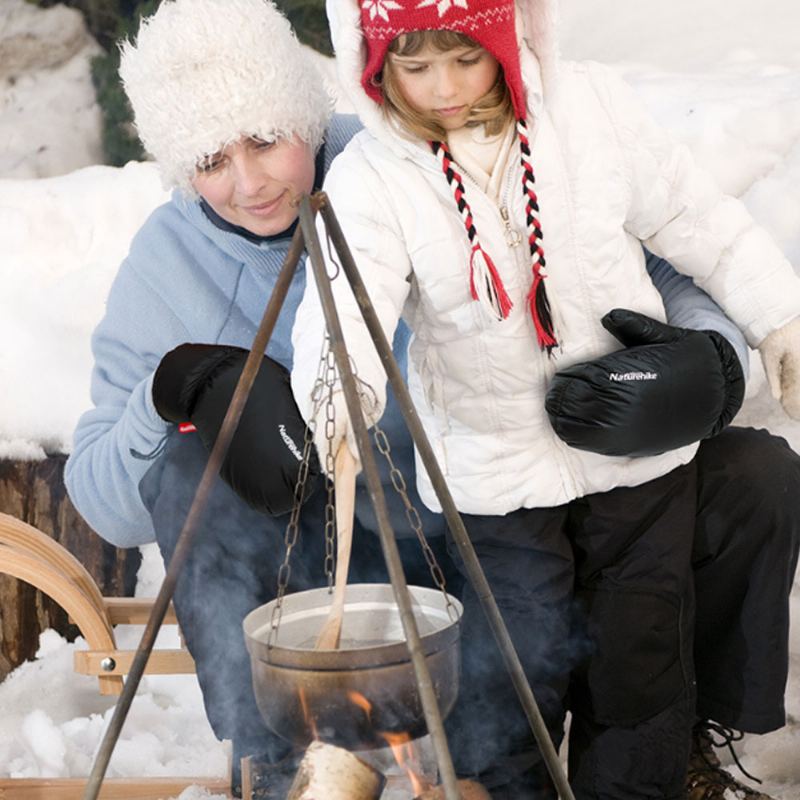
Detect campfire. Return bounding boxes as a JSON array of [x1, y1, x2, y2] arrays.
[[241, 583, 485, 798], [284, 723, 489, 799], [283, 739, 491, 800], [266, 686, 492, 800], [278, 684, 431, 799]]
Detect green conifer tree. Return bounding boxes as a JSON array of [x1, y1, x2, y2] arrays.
[[26, 0, 332, 165]]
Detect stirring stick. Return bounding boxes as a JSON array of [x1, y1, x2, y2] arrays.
[[315, 443, 358, 650]]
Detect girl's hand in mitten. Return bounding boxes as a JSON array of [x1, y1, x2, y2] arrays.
[[759, 317, 800, 420], [545, 309, 745, 457]]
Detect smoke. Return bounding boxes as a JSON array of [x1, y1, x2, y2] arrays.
[[137, 427, 593, 794]]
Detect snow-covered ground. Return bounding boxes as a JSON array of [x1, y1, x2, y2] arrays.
[[1, 0, 799, 797]]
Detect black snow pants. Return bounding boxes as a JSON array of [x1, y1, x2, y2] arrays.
[[444, 426, 800, 800], [446, 461, 698, 800], [691, 427, 800, 734]]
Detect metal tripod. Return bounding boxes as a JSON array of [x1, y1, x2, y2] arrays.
[[82, 193, 575, 800]]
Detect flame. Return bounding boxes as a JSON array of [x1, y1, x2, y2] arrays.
[[347, 690, 373, 716], [298, 686, 320, 740], [345, 690, 428, 796], [379, 730, 428, 796]]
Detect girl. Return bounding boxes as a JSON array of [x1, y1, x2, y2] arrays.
[[290, 0, 800, 797]]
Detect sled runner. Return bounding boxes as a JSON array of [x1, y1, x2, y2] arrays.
[[0, 512, 194, 695]]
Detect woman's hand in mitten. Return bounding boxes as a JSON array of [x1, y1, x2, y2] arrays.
[[152, 343, 320, 515], [545, 309, 745, 457], [758, 317, 800, 420], [152, 343, 237, 424]]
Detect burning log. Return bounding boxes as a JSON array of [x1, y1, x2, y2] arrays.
[[414, 779, 493, 800], [286, 741, 385, 800]]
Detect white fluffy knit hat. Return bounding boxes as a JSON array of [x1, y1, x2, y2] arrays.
[[119, 0, 334, 194]]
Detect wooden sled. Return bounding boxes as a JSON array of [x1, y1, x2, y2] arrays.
[[0, 512, 194, 694], [0, 776, 232, 799], [0, 513, 239, 798]]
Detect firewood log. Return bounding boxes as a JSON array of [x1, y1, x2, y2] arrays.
[[286, 741, 385, 800], [415, 778, 493, 800]]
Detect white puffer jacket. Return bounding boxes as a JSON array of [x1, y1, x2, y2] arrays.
[[292, 0, 800, 515]]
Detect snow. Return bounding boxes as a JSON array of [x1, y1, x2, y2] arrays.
[[0, 628, 227, 785], [0, 0, 104, 179], [1, 0, 799, 797], [0, 161, 169, 459]]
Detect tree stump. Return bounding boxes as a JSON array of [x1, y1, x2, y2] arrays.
[[0, 455, 141, 682]]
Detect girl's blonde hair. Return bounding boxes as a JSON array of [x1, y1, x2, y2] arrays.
[[379, 30, 514, 142]]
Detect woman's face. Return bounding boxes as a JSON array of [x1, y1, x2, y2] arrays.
[[191, 135, 316, 236], [386, 42, 500, 132]]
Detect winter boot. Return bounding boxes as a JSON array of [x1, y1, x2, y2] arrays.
[[685, 721, 774, 799]]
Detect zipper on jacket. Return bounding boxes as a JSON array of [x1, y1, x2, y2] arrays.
[[499, 164, 524, 250], [500, 206, 522, 248], [500, 159, 579, 499], [446, 156, 521, 250]]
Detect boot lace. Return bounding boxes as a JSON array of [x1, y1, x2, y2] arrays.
[[697, 721, 762, 786]]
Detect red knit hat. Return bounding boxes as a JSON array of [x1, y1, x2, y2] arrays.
[[360, 0, 557, 351]]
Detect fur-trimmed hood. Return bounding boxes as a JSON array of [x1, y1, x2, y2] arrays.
[[326, 0, 560, 151]]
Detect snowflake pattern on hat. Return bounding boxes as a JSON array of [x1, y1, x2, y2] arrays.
[[358, 0, 558, 349], [362, 0, 403, 22], [417, 0, 469, 16]]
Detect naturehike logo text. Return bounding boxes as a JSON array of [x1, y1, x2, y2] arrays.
[[608, 371, 658, 382], [278, 424, 303, 462]]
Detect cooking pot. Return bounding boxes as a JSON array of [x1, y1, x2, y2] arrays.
[[243, 583, 462, 749]]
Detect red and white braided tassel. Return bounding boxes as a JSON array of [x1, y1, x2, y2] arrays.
[[431, 140, 513, 321], [518, 118, 557, 352]]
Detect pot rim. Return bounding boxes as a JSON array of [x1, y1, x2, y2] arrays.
[[243, 583, 463, 670]]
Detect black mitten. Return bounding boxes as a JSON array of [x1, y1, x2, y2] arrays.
[[153, 343, 319, 515], [544, 309, 745, 457]]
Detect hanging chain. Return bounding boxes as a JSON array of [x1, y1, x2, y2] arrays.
[[322, 340, 338, 591], [268, 307, 456, 640], [372, 422, 459, 622], [268, 340, 331, 647]]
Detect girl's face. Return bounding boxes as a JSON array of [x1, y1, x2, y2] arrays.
[[386, 42, 500, 132], [191, 135, 315, 236]]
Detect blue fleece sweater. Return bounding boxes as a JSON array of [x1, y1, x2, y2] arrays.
[[65, 114, 748, 549]]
